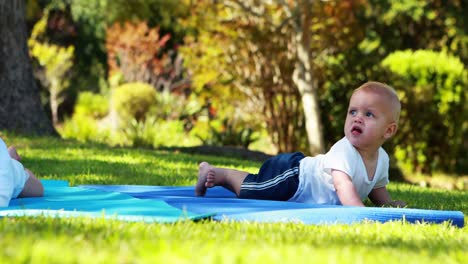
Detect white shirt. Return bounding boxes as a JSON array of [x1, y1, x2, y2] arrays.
[[0, 139, 29, 207], [289, 137, 389, 205]]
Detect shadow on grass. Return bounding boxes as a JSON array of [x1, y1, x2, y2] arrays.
[[24, 156, 198, 186], [156, 145, 273, 162]]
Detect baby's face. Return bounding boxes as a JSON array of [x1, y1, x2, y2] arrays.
[[344, 90, 396, 151]]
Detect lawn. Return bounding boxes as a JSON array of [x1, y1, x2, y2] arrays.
[[0, 134, 467, 263]]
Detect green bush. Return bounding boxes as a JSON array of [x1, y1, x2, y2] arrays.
[[60, 92, 109, 142], [74, 92, 109, 118], [193, 118, 259, 149], [122, 118, 201, 148], [148, 91, 196, 121], [152, 120, 201, 147], [60, 114, 100, 142], [382, 50, 467, 174], [115, 88, 203, 148], [122, 117, 158, 148], [62, 83, 264, 151], [61, 86, 204, 149], [112, 82, 157, 122]]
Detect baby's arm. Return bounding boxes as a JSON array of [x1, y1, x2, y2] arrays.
[[332, 169, 365, 207], [368, 187, 406, 207], [19, 169, 44, 197]]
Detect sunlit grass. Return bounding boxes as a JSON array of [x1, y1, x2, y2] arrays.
[[0, 134, 467, 263], [3, 134, 259, 186], [1, 217, 466, 263]]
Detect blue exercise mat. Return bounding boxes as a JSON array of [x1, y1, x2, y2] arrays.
[[0, 180, 213, 223], [80, 184, 465, 227]]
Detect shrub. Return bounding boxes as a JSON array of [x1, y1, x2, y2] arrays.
[[60, 114, 100, 142], [382, 50, 467, 174], [152, 120, 201, 147], [122, 118, 201, 148], [60, 92, 110, 142], [74, 92, 109, 118], [193, 118, 259, 149], [61, 86, 204, 149], [122, 117, 158, 148], [112, 82, 157, 122], [149, 91, 187, 120]]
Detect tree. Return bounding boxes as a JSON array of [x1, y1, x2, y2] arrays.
[[290, 0, 325, 155], [29, 9, 75, 127], [181, 1, 305, 153], [67, 0, 189, 93], [0, 0, 55, 135], [106, 21, 188, 93], [225, 0, 324, 154], [182, 0, 350, 154]]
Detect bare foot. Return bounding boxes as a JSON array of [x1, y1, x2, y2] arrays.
[[195, 162, 216, 196], [8, 146, 21, 161]]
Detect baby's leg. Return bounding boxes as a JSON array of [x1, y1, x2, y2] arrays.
[[8, 146, 21, 161], [18, 169, 44, 197], [195, 162, 249, 197]]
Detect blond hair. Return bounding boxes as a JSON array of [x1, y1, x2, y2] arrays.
[[353, 81, 401, 122]]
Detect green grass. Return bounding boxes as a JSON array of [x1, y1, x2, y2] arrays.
[[1, 134, 467, 263]]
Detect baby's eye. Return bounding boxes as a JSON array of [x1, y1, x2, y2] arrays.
[[349, 110, 357, 116], [366, 112, 374, 117]]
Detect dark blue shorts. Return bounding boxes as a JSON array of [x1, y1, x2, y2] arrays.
[[239, 152, 304, 201]]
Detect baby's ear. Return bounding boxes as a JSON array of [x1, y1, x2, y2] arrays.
[[384, 122, 398, 139]]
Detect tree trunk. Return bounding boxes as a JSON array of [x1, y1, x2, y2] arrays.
[[293, 1, 324, 155], [0, 0, 55, 135], [50, 86, 59, 127]]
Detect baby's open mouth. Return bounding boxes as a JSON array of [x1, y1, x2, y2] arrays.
[[351, 126, 362, 135]]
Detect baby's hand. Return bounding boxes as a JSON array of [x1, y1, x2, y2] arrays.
[[384, 200, 407, 208]]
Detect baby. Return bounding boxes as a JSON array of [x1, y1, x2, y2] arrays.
[[195, 81, 406, 207], [0, 137, 43, 207]]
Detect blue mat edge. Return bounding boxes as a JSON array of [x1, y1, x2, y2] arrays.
[[0, 209, 214, 223], [1, 180, 215, 222], [78, 183, 465, 228], [13, 180, 463, 227]]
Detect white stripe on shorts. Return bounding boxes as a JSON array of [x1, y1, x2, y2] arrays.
[[241, 167, 298, 191]]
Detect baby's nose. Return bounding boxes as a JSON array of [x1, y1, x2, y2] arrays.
[[353, 116, 363, 123]]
